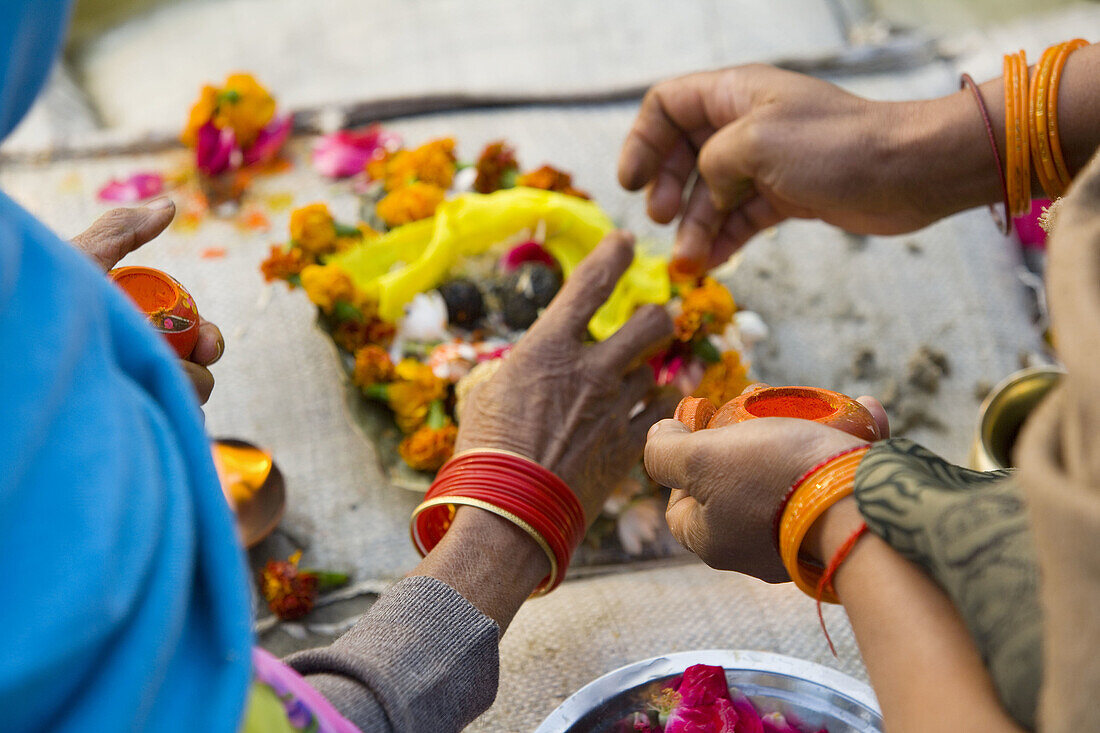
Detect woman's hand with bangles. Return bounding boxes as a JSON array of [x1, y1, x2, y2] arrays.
[[455, 230, 680, 525], [644, 386, 888, 581]]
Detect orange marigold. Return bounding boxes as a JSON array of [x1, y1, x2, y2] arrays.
[[213, 73, 276, 147], [261, 551, 318, 621], [333, 317, 396, 353], [300, 264, 357, 314], [367, 138, 457, 191], [260, 245, 309, 283], [181, 85, 219, 147], [694, 350, 751, 408], [675, 277, 736, 341], [516, 164, 589, 199], [290, 203, 338, 256], [473, 141, 519, 194], [376, 182, 446, 227], [387, 359, 447, 433], [353, 345, 395, 388], [398, 423, 458, 472]]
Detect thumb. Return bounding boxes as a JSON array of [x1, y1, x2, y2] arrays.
[[72, 198, 175, 271], [644, 418, 695, 488]]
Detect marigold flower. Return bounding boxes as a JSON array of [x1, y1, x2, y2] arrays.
[[261, 551, 318, 621], [516, 164, 589, 199], [398, 422, 457, 471], [353, 345, 395, 388], [260, 245, 309, 283], [289, 202, 338, 255], [693, 350, 751, 408], [473, 141, 519, 194], [675, 277, 736, 341], [261, 550, 349, 621], [332, 317, 396, 353], [367, 137, 457, 191], [212, 73, 276, 148], [300, 264, 357, 314], [181, 85, 219, 147], [386, 359, 447, 433], [376, 182, 446, 227]]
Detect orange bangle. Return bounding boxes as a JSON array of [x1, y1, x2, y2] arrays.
[[1029, 43, 1065, 199], [1003, 54, 1020, 217], [778, 445, 870, 604], [1048, 39, 1089, 191], [1010, 51, 1032, 217]]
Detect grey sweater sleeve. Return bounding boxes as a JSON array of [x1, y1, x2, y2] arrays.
[[285, 575, 501, 733]]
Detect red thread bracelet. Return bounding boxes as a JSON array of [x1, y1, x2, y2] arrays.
[[815, 522, 869, 657], [961, 73, 1012, 235]]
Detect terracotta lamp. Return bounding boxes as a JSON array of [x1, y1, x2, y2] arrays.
[[675, 386, 880, 442], [108, 266, 200, 358]]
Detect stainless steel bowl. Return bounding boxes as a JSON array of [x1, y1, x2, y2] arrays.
[[536, 650, 882, 732]]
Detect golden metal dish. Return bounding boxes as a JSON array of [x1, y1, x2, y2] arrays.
[[212, 438, 286, 548]]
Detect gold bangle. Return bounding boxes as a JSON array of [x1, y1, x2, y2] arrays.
[[410, 495, 559, 595], [779, 446, 870, 603]]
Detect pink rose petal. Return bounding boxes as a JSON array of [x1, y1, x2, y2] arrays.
[[730, 688, 764, 733], [500, 240, 557, 273], [244, 114, 293, 167], [1014, 197, 1050, 249], [665, 697, 739, 733], [96, 172, 165, 203], [312, 125, 401, 178], [196, 122, 239, 176]]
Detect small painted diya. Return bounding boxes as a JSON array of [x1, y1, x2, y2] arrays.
[[109, 266, 200, 358], [675, 386, 880, 442]]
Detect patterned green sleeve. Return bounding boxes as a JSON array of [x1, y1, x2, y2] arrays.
[[853, 438, 1042, 730]]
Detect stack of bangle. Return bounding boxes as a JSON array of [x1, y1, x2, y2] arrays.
[[1029, 39, 1088, 200], [410, 448, 585, 595], [997, 40, 1091, 218], [777, 445, 870, 604]]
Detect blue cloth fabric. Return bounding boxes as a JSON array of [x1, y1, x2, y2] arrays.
[[0, 2, 253, 730]]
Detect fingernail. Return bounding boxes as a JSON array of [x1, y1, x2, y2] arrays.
[[146, 197, 174, 210], [214, 339, 224, 362], [647, 421, 663, 440]]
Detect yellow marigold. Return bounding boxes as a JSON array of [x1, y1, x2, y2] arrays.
[[694, 350, 751, 408], [289, 203, 338, 256], [675, 277, 736, 341], [398, 423, 457, 472], [367, 138, 456, 191], [376, 182, 446, 227], [182, 85, 219, 147], [260, 245, 309, 283], [353, 345, 395, 388], [300, 264, 356, 314], [387, 359, 447, 433], [212, 73, 276, 147], [517, 164, 589, 199]]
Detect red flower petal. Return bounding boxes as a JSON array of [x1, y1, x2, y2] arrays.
[[312, 125, 401, 178], [197, 122, 239, 176], [244, 114, 293, 167]]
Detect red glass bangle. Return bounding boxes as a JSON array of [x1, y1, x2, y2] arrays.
[[771, 444, 869, 548], [960, 73, 1011, 235], [410, 450, 584, 594]]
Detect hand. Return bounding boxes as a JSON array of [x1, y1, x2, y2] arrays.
[[644, 386, 888, 582], [71, 200, 224, 404], [618, 65, 968, 269], [455, 231, 680, 525]]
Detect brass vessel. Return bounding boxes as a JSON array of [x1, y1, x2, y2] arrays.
[[970, 365, 1064, 470]]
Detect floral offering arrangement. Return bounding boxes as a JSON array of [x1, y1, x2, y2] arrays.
[[614, 664, 827, 733], [97, 72, 293, 232], [261, 551, 349, 621], [261, 133, 765, 553]]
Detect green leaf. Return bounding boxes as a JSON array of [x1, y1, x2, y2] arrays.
[[333, 222, 362, 238], [303, 570, 350, 591], [333, 300, 363, 323], [501, 168, 519, 189], [286, 274, 302, 288], [426, 399, 448, 430], [692, 337, 721, 364], [363, 383, 389, 401]]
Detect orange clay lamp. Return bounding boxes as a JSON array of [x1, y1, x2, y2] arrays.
[[108, 266, 201, 358], [674, 385, 880, 442]]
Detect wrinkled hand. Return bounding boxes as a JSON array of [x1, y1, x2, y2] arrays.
[[456, 231, 680, 525], [72, 200, 224, 404], [618, 65, 943, 269], [644, 385, 888, 582]]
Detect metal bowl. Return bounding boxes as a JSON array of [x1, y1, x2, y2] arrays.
[[536, 650, 882, 732]]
